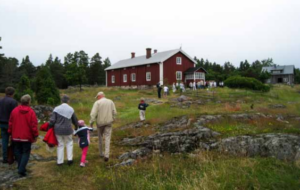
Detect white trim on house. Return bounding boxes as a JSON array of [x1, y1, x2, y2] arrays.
[[176, 71, 182, 80], [111, 75, 115, 83], [146, 72, 151, 81], [106, 71, 107, 86], [131, 73, 136, 82], [176, 57, 182, 65], [159, 62, 164, 83]]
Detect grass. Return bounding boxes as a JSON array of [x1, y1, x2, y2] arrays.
[[5, 85, 300, 189]]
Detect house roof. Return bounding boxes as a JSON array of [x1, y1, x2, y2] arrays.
[[262, 65, 295, 75], [184, 67, 208, 74], [105, 49, 196, 70]]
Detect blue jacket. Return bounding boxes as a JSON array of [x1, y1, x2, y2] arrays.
[[138, 103, 149, 111], [74, 126, 93, 148], [0, 96, 18, 125]]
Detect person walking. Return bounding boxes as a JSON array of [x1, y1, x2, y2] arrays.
[[8, 95, 38, 176], [90, 92, 117, 162], [138, 98, 149, 121], [163, 86, 168, 97], [74, 120, 93, 167], [49, 95, 78, 166], [172, 83, 176, 93], [157, 84, 162, 99], [193, 81, 197, 91], [0, 87, 18, 164]]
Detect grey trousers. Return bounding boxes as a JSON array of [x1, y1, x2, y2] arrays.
[[97, 124, 112, 158]]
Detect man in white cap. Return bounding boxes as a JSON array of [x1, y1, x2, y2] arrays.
[[90, 92, 117, 162]]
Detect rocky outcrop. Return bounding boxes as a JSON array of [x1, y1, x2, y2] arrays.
[[215, 134, 300, 161], [31, 105, 53, 122], [121, 126, 220, 153], [118, 113, 300, 164]]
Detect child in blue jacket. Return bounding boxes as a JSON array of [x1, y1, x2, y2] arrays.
[[138, 98, 149, 121], [74, 120, 93, 167]]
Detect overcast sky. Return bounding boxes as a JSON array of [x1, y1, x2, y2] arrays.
[[1, 0, 300, 68]]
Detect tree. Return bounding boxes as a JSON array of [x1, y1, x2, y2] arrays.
[[19, 55, 36, 79], [102, 58, 111, 85], [65, 51, 89, 91], [47, 56, 68, 89], [0, 57, 19, 91], [35, 66, 60, 105], [14, 75, 34, 102], [88, 53, 103, 85]]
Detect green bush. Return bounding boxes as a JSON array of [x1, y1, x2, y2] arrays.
[[14, 75, 35, 102], [224, 76, 270, 92]]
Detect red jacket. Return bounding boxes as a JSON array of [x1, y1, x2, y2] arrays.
[[40, 122, 58, 147], [43, 128, 58, 147], [8, 105, 39, 143]]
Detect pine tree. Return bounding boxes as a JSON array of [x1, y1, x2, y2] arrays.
[[35, 66, 60, 105], [14, 75, 34, 102], [65, 51, 89, 91], [19, 55, 36, 79], [88, 53, 102, 85]]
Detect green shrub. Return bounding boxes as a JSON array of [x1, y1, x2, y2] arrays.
[[224, 76, 270, 92], [14, 75, 35, 102]]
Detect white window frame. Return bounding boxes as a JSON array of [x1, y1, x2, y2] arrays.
[[111, 75, 115, 83], [146, 72, 151, 81], [176, 57, 182, 65], [123, 74, 127, 82], [176, 71, 182, 80], [131, 73, 136, 82]]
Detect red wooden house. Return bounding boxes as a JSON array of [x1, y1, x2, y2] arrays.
[[105, 48, 207, 87]]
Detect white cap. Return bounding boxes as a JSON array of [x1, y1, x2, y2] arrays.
[[95, 91, 104, 99]]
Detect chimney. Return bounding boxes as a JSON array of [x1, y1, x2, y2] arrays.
[[131, 52, 135, 59], [146, 48, 152, 59], [154, 49, 157, 54]]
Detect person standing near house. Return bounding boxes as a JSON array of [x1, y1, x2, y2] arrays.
[[0, 87, 18, 164], [8, 94, 38, 176], [49, 95, 78, 166], [157, 84, 162, 98], [138, 98, 149, 121], [193, 81, 196, 91], [90, 92, 117, 162], [163, 86, 169, 97], [172, 83, 176, 93]]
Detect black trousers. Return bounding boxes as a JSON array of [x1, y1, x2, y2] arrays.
[[14, 142, 32, 174]]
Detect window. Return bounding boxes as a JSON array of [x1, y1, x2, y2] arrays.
[[176, 71, 182, 80], [146, 72, 151, 81], [131, 73, 136, 82], [176, 57, 182, 65], [111, 75, 115, 83], [123, 74, 127, 82], [272, 70, 282, 74], [147, 64, 150, 67]]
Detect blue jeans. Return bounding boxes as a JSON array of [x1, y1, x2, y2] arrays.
[[14, 142, 32, 174], [0, 124, 9, 162]]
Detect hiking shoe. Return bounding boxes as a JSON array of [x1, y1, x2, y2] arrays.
[[80, 162, 85, 167], [57, 163, 63, 166], [67, 160, 73, 166], [18, 172, 27, 177], [104, 157, 109, 162]]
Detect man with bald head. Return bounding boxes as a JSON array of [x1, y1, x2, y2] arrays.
[[90, 92, 117, 162]]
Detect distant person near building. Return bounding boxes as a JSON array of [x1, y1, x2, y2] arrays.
[[138, 98, 149, 121], [0, 87, 18, 164], [163, 86, 169, 97], [90, 92, 117, 162]]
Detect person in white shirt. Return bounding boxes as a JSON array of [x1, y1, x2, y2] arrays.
[[163, 86, 169, 97], [172, 83, 176, 93], [193, 81, 196, 91]]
